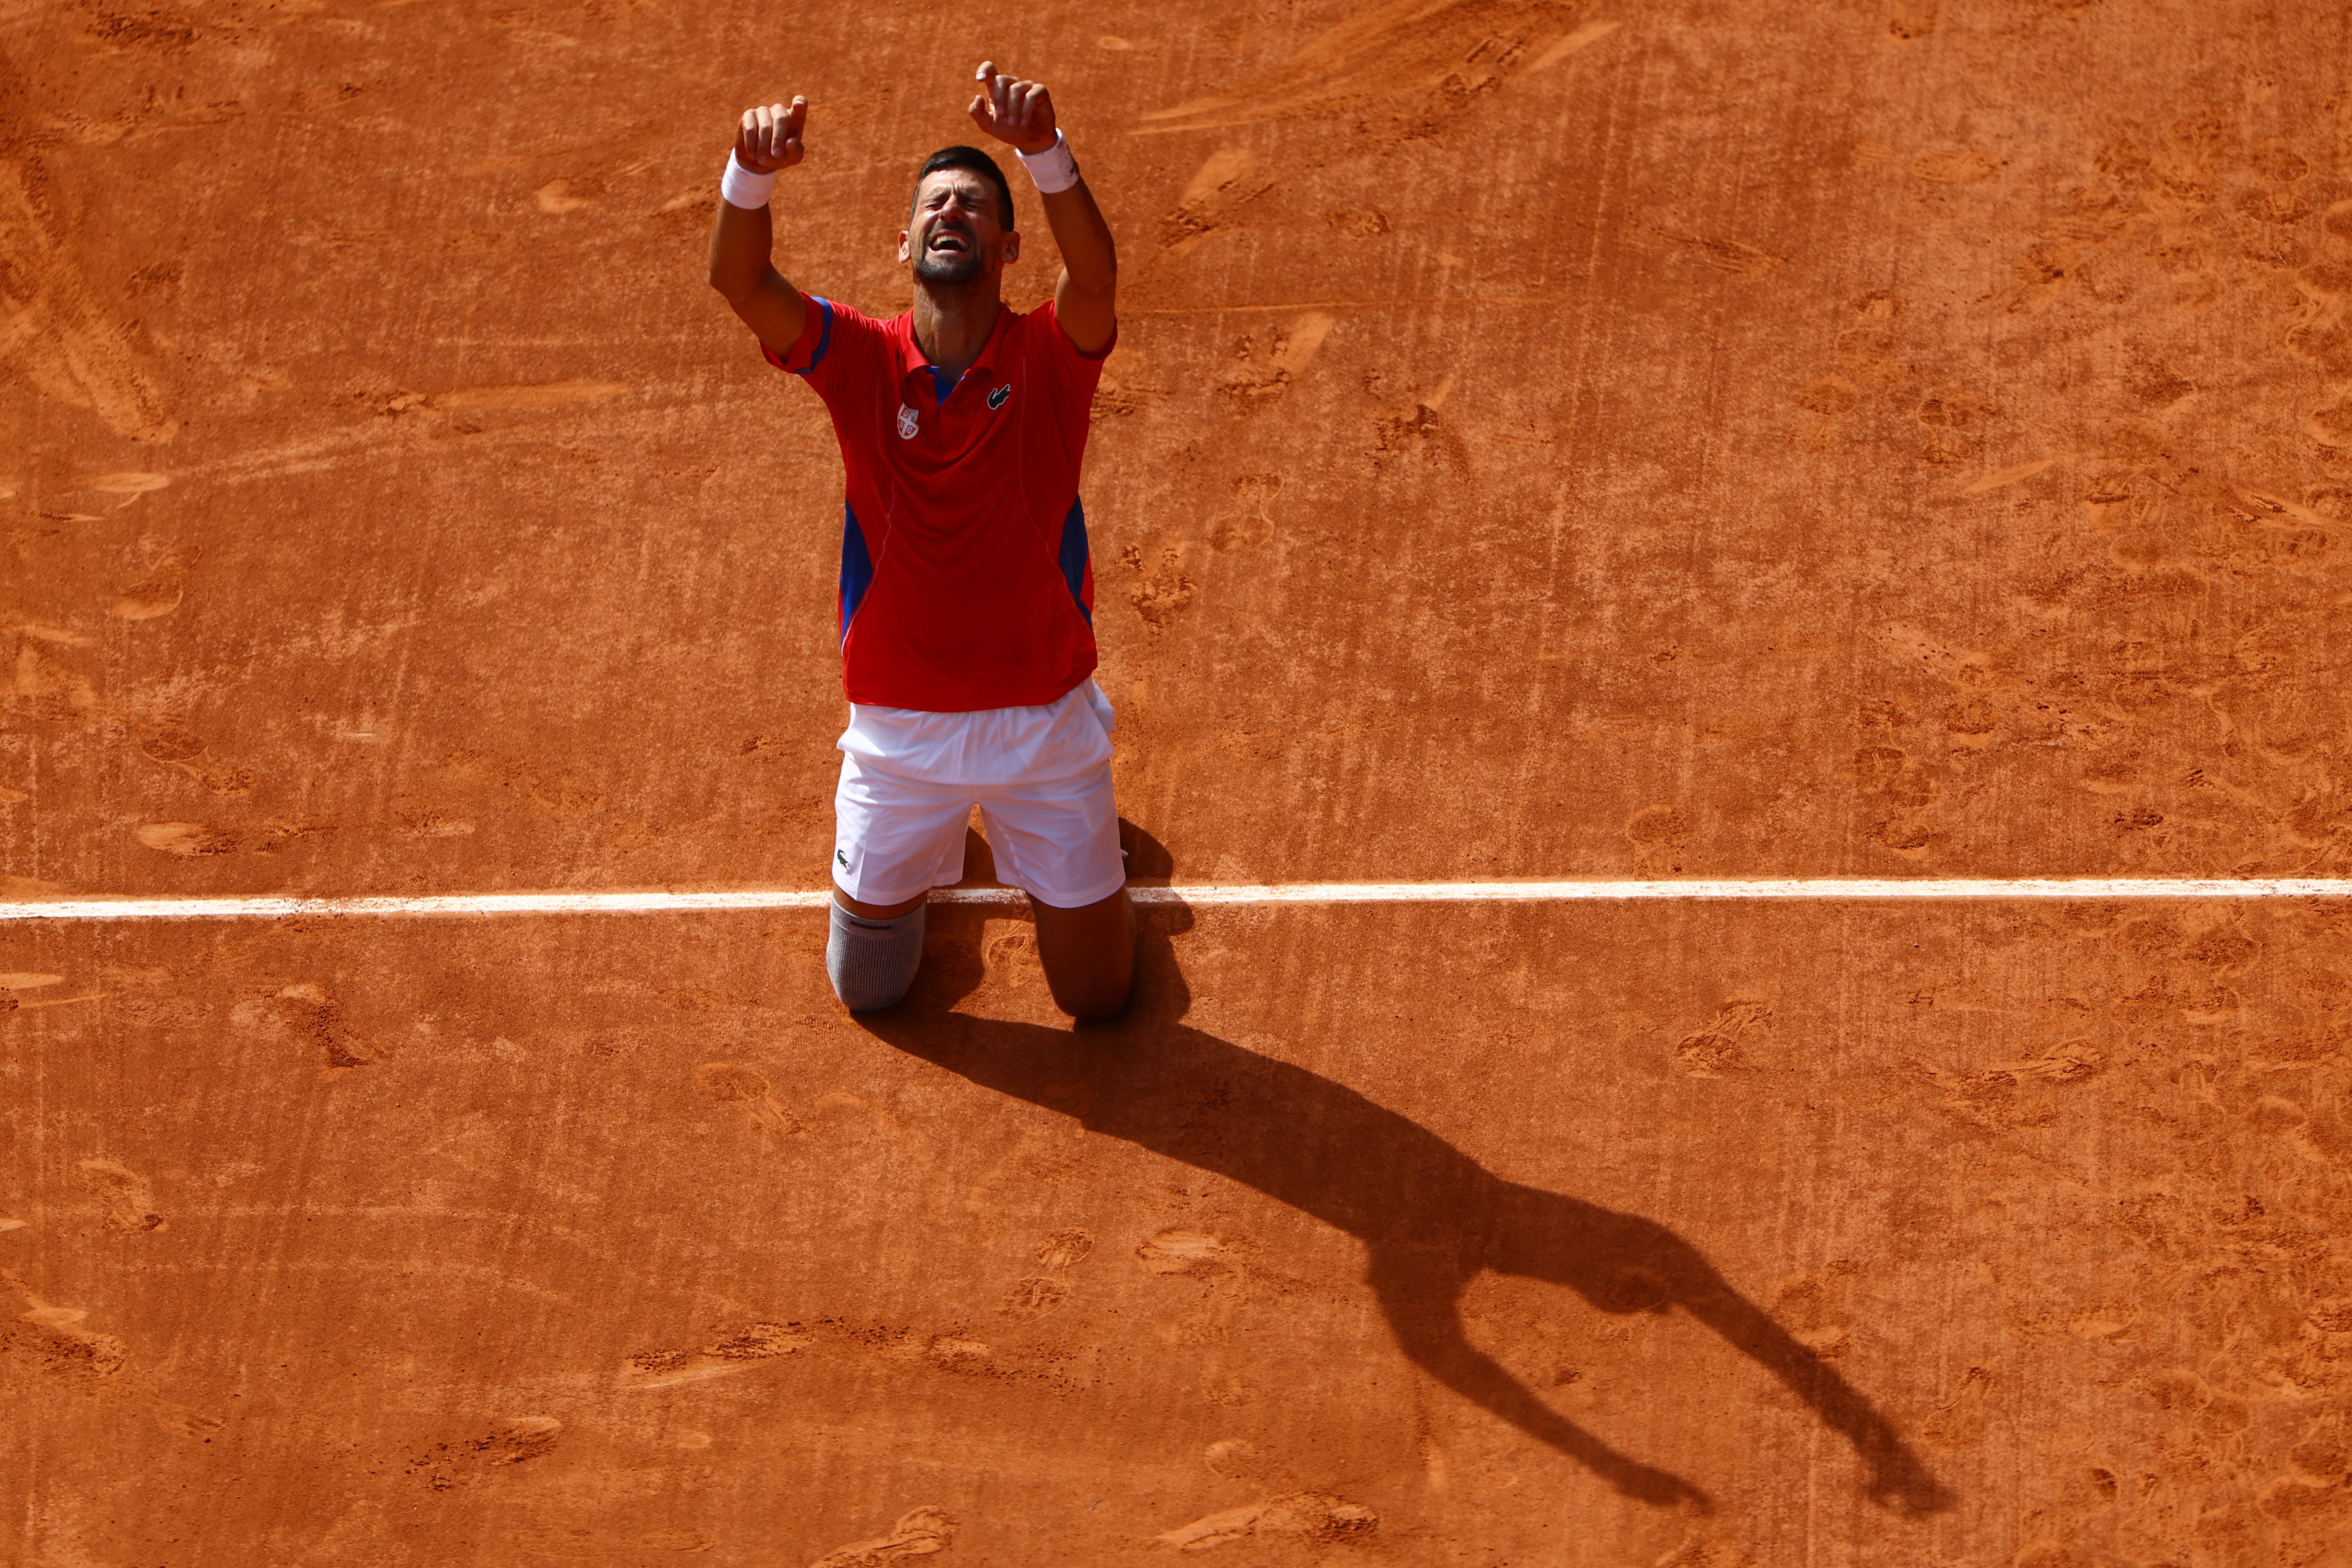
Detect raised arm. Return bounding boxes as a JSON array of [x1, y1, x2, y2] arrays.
[[706, 96, 811, 354], [968, 64, 1117, 355]]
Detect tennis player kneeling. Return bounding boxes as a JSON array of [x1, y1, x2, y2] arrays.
[[706, 63, 1133, 1019]]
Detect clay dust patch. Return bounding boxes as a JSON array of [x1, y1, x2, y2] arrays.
[[1207, 474, 1282, 552], [692, 1061, 804, 1134], [9, 639, 100, 714], [1204, 1438, 1296, 1488], [0, 162, 178, 441], [7, 1271, 123, 1378], [1652, 230, 1786, 275], [2303, 398, 2352, 446], [407, 1416, 563, 1490], [997, 1227, 1095, 1318], [997, 1276, 1071, 1319], [90, 472, 171, 503], [5, 620, 92, 647], [1672, 999, 1773, 1078], [1961, 458, 2056, 494], [1034, 1228, 1093, 1268], [439, 746, 606, 817], [75, 1159, 163, 1232], [131, 820, 331, 858], [1155, 1492, 1377, 1550], [1926, 1042, 2107, 1131], [1136, 1227, 1233, 1277], [1161, 147, 1276, 252], [806, 1506, 955, 1567], [1127, 546, 1196, 631], [432, 381, 628, 410], [138, 727, 254, 796], [1217, 312, 1334, 403], [533, 180, 593, 213], [1138, 0, 1618, 132], [110, 543, 203, 620], [4, 1282, 130, 1382], [132, 822, 237, 856], [1909, 148, 2003, 183], [1, 1265, 224, 1437], [511, 1527, 710, 1557], [618, 1321, 814, 1388], [224, 984, 376, 1078]]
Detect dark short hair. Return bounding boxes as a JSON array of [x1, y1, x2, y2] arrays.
[[911, 145, 1016, 230]]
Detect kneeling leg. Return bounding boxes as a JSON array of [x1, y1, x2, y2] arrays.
[[1030, 886, 1133, 1020], [828, 893, 927, 1011]]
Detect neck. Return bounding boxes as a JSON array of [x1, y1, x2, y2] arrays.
[[910, 276, 1002, 379]]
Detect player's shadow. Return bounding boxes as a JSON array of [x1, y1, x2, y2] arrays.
[[856, 852, 1953, 1515]]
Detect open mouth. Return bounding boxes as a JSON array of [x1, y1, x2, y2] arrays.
[[927, 228, 973, 255]]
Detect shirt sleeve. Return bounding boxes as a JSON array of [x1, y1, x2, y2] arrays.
[[1036, 298, 1117, 392], [760, 296, 880, 397], [760, 294, 832, 373]]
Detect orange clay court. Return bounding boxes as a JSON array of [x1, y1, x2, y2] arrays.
[[6, 1, 2352, 1563]]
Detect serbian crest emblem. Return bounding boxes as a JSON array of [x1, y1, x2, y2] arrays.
[[895, 404, 920, 440]]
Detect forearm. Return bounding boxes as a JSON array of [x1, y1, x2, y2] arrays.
[[1040, 180, 1115, 297], [704, 96, 810, 347], [706, 197, 777, 300]]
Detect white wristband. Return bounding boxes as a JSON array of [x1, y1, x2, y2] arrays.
[[1015, 130, 1080, 195], [720, 151, 778, 210]]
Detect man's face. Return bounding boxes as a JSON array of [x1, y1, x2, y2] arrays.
[[900, 169, 1016, 285]]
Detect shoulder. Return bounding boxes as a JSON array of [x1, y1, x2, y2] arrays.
[[824, 299, 904, 356], [767, 298, 899, 379], [1022, 300, 1117, 367]]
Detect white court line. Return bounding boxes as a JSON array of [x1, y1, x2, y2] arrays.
[[3, 878, 2350, 922]]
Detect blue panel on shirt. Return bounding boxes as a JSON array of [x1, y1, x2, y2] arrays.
[[793, 297, 834, 376], [839, 502, 873, 644], [1058, 496, 1091, 625]]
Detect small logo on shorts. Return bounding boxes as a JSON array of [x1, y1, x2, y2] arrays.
[[987, 384, 1011, 409], [895, 404, 920, 439], [837, 848, 849, 867]]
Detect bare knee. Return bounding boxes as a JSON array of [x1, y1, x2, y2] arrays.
[[1031, 887, 1134, 1020], [1048, 968, 1133, 1021]]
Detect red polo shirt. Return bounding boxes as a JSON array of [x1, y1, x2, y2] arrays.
[[764, 296, 1112, 712]]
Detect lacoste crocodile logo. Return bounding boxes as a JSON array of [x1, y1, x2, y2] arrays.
[[987, 385, 1011, 410]]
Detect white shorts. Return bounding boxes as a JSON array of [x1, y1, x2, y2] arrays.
[[832, 753, 1125, 909]]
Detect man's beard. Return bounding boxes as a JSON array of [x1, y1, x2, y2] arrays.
[[913, 249, 985, 285]]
